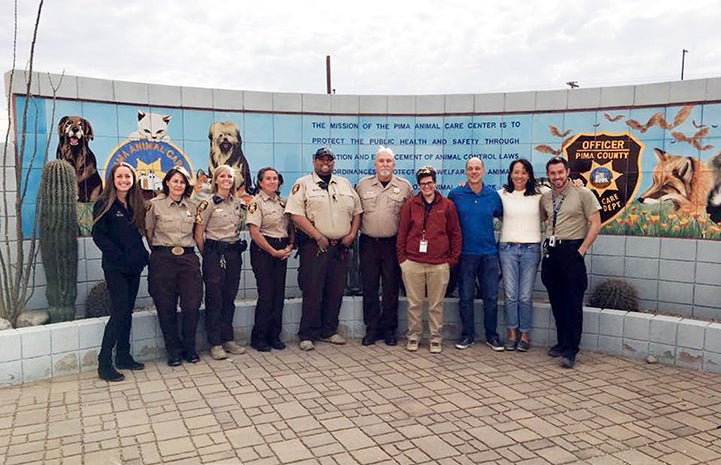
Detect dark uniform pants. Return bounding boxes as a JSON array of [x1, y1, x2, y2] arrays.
[[100, 270, 141, 362], [298, 239, 349, 341], [359, 234, 400, 338], [541, 241, 587, 358], [250, 237, 290, 345], [148, 251, 203, 357], [202, 243, 242, 346]]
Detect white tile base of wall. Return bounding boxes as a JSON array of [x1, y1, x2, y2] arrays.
[[2, 298, 720, 385]]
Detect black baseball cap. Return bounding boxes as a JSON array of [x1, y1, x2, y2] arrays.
[[314, 147, 335, 159]]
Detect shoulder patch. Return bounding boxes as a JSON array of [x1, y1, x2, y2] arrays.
[[291, 184, 301, 195], [197, 200, 209, 213], [248, 202, 257, 214], [145, 201, 152, 212], [195, 214, 203, 224]]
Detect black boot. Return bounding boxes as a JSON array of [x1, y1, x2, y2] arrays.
[[116, 353, 145, 370], [98, 359, 124, 382]]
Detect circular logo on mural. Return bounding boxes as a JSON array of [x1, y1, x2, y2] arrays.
[[589, 166, 613, 189], [103, 139, 194, 194]]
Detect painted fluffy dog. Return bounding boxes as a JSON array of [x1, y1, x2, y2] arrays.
[[637, 148, 711, 216], [208, 121, 253, 196], [56, 116, 103, 202]]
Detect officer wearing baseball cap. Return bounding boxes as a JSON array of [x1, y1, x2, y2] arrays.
[[284, 147, 363, 351]]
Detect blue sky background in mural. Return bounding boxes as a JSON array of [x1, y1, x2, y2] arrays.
[[15, 95, 721, 239]]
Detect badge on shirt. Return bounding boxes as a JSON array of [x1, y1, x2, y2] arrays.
[[393, 187, 400, 194], [419, 239, 428, 253]]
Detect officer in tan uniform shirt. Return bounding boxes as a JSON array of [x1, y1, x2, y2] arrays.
[[145, 166, 203, 366], [540, 157, 601, 369], [356, 146, 412, 346], [284, 147, 362, 351], [247, 167, 294, 352], [194, 164, 247, 361]]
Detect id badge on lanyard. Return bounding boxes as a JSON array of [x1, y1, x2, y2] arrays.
[[419, 238, 428, 253]]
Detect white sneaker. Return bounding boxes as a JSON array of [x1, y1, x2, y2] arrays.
[[406, 338, 419, 352], [299, 340, 315, 351], [210, 345, 227, 360], [429, 340, 442, 354], [320, 334, 346, 345], [223, 341, 246, 355]]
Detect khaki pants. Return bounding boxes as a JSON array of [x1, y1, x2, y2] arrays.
[[400, 260, 450, 342]]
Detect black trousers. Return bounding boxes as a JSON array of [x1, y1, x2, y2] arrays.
[[148, 251, 203, 357], [541, 242, 587, 357], [298, 239, 349, 341], [250, 237, 290, 345], [99, 270, 141, 363], [202, 243, 242, 346], [359, 234, 400, 338]]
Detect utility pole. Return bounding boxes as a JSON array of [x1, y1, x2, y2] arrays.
[[681, 49, 688, 80], [326, 55, 332, 94]]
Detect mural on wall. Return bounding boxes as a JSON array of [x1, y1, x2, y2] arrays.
[[104, 110, 193, 197], [55, 116, 103, 203], [13, 95, 721, 240], [207, 121, 254, 202]]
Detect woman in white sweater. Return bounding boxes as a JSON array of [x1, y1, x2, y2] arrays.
[[497, 159, 545, 352]]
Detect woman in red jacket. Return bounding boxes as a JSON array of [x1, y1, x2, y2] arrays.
[[396, 166, 461, 354]]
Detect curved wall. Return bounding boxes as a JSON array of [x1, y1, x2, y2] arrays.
[[3, 70, 721, 318]]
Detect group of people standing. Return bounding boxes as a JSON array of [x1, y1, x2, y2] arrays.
[[90, 143, 601, 382], [91, 164, 292, 381], [286, 145, 601, 370]]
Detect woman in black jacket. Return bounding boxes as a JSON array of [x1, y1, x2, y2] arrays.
[[91, 162, 149, 382]]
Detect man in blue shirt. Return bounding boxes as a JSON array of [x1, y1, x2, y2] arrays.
[[448, 157, 504, 351]]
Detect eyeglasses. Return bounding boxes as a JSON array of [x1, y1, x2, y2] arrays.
[[419, 181, 435, 187]]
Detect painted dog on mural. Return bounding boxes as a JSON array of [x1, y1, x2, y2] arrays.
[[56, 116, 103, 202], [208, 121, 253, 195]]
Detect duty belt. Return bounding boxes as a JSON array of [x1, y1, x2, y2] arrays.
[[205, 238, 247, 252]]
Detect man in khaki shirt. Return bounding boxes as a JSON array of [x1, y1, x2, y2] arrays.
[[356, 146, 412, 346], [284, 147, 362, 351], [540, 157, 601, 369]]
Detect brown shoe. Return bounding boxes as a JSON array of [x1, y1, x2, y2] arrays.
[[210, 345, 227, 360]]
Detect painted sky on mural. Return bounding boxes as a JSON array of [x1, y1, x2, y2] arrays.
[[2, 0, 721, 134]]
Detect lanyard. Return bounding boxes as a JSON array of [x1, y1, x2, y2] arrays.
[[551, 193, 566, 236], [422, 201, 433, 239]]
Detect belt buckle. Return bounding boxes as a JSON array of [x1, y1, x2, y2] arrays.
[[171, 246, 184, 256]]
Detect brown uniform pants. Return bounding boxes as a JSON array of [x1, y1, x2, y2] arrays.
[[148, 251, 203, 358]]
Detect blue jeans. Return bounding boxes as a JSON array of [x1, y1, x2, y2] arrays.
[[499, 242, 541, 333], [458, 254, 499, 341]]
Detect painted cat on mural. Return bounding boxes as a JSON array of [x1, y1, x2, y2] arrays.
[[128, 110, 172, 141]]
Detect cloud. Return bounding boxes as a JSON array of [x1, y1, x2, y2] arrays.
[[2, 0, 721, 136]]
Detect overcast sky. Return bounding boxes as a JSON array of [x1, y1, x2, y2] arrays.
[[2, 0, 721, 135]]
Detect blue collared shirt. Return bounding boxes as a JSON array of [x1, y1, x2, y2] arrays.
[[448, 183, 503, 255]]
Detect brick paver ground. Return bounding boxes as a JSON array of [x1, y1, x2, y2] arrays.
[[2, 341, 721, 465]]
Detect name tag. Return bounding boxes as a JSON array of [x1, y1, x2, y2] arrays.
[[419, 239, 428, 253]]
